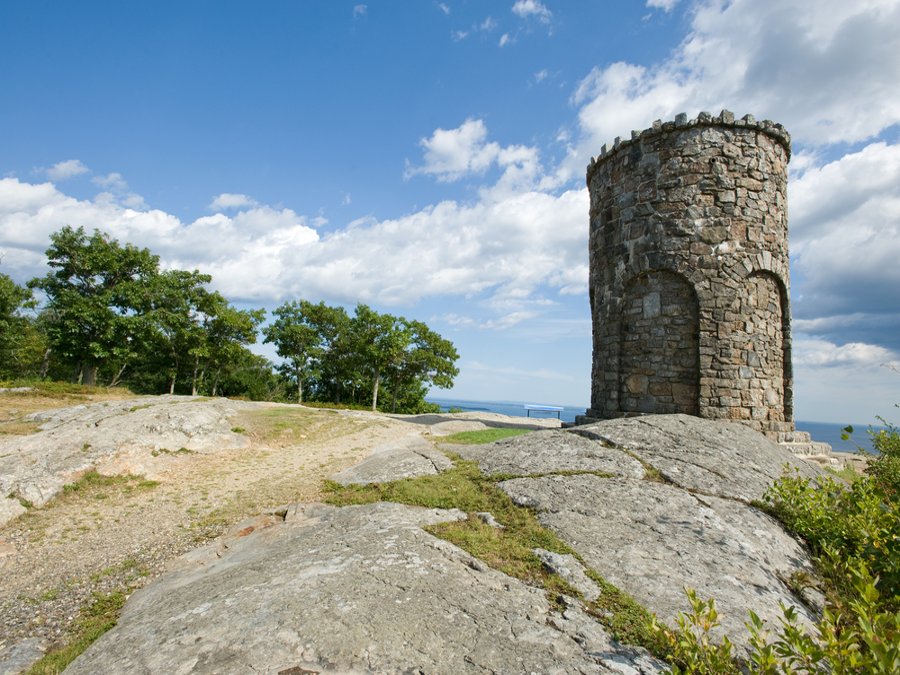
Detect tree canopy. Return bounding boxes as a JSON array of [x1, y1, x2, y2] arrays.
[[5, 226, 458, 413], [264, 301, 458, 412]]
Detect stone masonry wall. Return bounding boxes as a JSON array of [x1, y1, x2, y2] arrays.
[[583, 111, 794, 437]]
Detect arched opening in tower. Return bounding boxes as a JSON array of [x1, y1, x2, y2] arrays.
[[618, 270, 699, 415], [733, 272, 787, 424]]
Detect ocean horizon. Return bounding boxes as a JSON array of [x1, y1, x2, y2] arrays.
[[427, 397, 882, 455]]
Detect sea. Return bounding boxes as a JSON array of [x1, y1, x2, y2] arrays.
[[427, 397, 881, 455]]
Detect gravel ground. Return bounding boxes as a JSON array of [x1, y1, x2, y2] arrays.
[[0, 398, 422, 662]]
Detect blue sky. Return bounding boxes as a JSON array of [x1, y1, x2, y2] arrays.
[[2, 0, 899, 424]]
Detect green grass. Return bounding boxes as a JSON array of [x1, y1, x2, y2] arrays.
[[323, 452, 665, 654], [150, 447, 195, 457], [439, 428, 533, 445], [62, 471, 159, 495], [0, 379, 134, 398], [825, 464, 864, 483], [25, 590, 129, 675]]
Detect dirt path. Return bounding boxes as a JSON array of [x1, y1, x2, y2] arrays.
[[0, 397, 430, 653]]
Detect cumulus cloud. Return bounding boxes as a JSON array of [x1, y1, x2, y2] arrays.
[[512, 0, 552, 23], [44, 159, 90, 181], [437, 3, 450, 15], [209, 193, 259, 211], [0, 170, 587, 308], [794, 338, 897, 368], [405, 118, 541, 195], [558, 0, 900, 186], [90, 172, 147, 210], [353, 4, 367, 18], [788, 141, 900, 334], [499, 33, 511, 47]]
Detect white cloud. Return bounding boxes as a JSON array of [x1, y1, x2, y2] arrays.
[[481, 311, 538, 330], [499, 33, 511, 47], [44, 159, 90, 181], [92, 172, 127, 190], [560, 0, 900, 187], [480, 17, 497, 31], [406, 118, 541, 194], [90, 172, 147, 210], [209, 193, 259, 211], [0, 171, 587, 307], [534, 69, 549, 83], [353, 4, 367, 18], [789, 141, 900, 321], [438, 3, 450, 15], [512, 0, 552, 24], [646, 0, 680, 11], [794, 338, 897, 368]]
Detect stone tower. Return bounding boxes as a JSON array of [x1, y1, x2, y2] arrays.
[[579, 111, 795, 439]]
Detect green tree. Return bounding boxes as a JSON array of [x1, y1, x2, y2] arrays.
[[263, 300, 323, 403], [203, 300, 265, 396], [387, 319, 459, 412], [29, 226, 159, 385], [0, 272, 42, 378], [350, 304, 410, 411], [145, 269, 212, 394]]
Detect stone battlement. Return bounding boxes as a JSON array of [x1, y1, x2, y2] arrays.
[[587, 111, 792, 180]]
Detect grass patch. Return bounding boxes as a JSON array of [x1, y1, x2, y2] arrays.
[[824, 463, 864, 483], [323, 453, 665, 655], [439, 428, 533, 445], [233, 406, 364, 448], [324, 457, 574, 586], [150, 447, 195, 457], [62, 471, 159, 497], [583, 569, 668, 653], [89, 557, 149, 583], [25, 590, 128, 675]]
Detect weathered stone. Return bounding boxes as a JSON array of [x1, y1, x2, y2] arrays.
[[534, 548, 602, 602], [0, 637, 46, 675], [453, 428, 644, 479], [571, 415, 820, 502], [329, 435, 453, 485], [501, 474, 816, 655], [0, 396, 254, 524], [66, 502, 664, 674]]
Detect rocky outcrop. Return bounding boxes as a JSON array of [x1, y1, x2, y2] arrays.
[[64, 412, 824, 673], [0, 396, 254, 521], [65, 502, 663, 674]]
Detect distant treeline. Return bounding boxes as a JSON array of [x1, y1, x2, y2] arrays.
[[0, 226, 458, 413]]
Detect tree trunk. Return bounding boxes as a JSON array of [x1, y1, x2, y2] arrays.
[[169, 372, 176, 395], [390, 373, 398, 413], [76, 364, 84, 385], [371, 367, 380, 411], [83, 364, 98, 386], [191, 355, 200, 396], [296, 365, 303, 403], [212, 368, 221, 397], [40, 348, 51, 379], [108, 363, 128, 387]]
